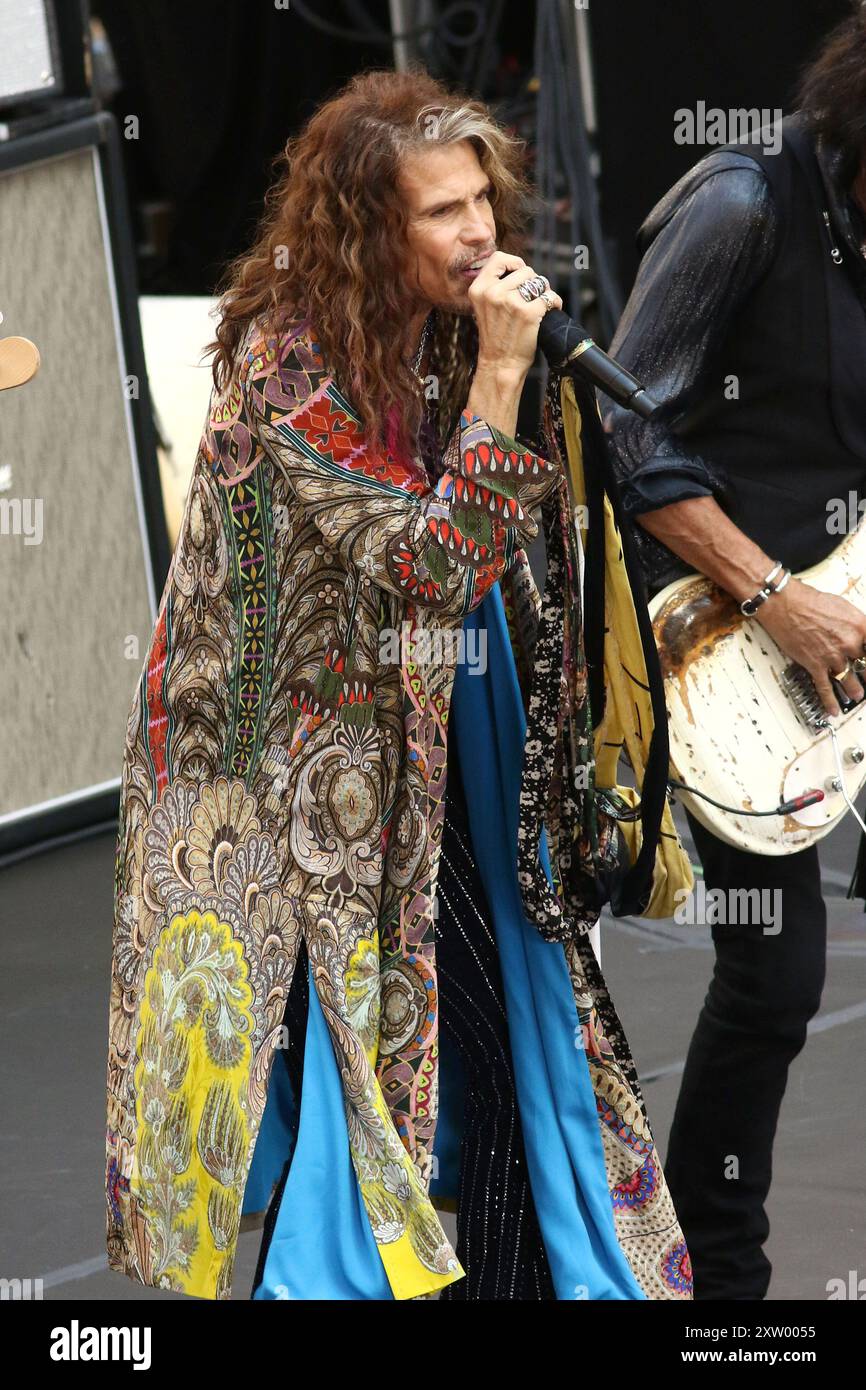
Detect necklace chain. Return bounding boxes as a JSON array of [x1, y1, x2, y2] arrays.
[[410, 311, 433, 377]]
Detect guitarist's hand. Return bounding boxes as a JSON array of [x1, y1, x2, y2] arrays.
[[635, 494, 866, 718], [755, 578, 866, 718]]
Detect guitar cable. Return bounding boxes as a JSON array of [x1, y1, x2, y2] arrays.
[[605, 741, 866, 829], [666, 721, 866, 831], [666, 778, 825, 818], [596, 778, 825, 822]]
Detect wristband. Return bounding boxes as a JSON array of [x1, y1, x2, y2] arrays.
[[740, 562, 790, 616]]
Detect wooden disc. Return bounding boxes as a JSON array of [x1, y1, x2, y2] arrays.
[[0, 337, 40, 391]]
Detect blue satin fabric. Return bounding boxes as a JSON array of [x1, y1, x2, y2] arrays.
[[243, 1046, 297, 1216], [450, 588, 644, 1301], [250, 949, 393, 1299], [248, 580, 643, 1300]]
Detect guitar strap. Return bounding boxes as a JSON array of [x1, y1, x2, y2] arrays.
[[568, 373, 680, 916]]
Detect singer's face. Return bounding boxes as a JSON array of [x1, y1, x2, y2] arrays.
[[398, 140, 498, 317]]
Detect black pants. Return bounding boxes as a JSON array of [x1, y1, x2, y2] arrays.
[[663, 809, 827, 1300]]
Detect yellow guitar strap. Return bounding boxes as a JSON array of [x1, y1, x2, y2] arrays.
[[559, 377, 694, 918]]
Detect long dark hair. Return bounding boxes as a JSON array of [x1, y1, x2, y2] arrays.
[[797, 2, 866, 172]]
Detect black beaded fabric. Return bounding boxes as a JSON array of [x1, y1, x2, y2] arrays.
[[435, 722, 555, 1301]]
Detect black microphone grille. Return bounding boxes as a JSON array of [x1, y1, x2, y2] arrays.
[[537, 309, 590, 367]]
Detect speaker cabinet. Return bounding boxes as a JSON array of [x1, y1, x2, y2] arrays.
[[0, 112, 169, 859]]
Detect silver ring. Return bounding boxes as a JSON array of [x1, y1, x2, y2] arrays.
[[517, 275, 547, 303]]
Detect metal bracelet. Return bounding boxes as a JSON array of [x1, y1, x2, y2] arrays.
[[739, 561, 789, 616], [773, 568, 792, 595]]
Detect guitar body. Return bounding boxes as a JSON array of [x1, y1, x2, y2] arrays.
[[648, 516, 866, 854]]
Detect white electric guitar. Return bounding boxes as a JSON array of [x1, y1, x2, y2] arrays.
[[648, 514, 866, 855]]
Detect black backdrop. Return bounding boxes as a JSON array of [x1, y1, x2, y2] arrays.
[[92, 0, 391, 293], [93, 0, 854, 307], [588, 0, 852, 291]]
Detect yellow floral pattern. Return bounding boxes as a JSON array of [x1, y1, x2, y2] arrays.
[[131, 908, 257, 1299]]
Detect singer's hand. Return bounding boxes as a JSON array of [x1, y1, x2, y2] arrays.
[[467, 250, 563, 379]]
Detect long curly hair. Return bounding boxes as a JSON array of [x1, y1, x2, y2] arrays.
[[203, 66, 535, 466], [797, 2, 866, 174]]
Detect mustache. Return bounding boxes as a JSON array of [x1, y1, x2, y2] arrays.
[[453, 247, 497, 272]]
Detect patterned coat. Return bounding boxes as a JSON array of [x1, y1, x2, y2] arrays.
[[105, 310, 690, 1300]]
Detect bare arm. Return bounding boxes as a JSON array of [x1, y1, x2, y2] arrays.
[[466, 363, 523, 438]]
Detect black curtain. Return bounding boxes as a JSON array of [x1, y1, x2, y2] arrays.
[[92, 0, 392, 292], [589, 0, 852, 293]]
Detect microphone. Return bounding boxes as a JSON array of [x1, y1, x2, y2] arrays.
[[537, 309, 660, 420]]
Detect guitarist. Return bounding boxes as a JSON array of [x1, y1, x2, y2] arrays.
[[604, 7, 866, 1300]]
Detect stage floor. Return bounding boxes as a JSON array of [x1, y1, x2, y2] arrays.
[[2, 800, 863, 1302]]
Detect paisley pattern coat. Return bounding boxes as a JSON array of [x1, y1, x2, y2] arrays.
[[105, 309, 690, 1300]]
